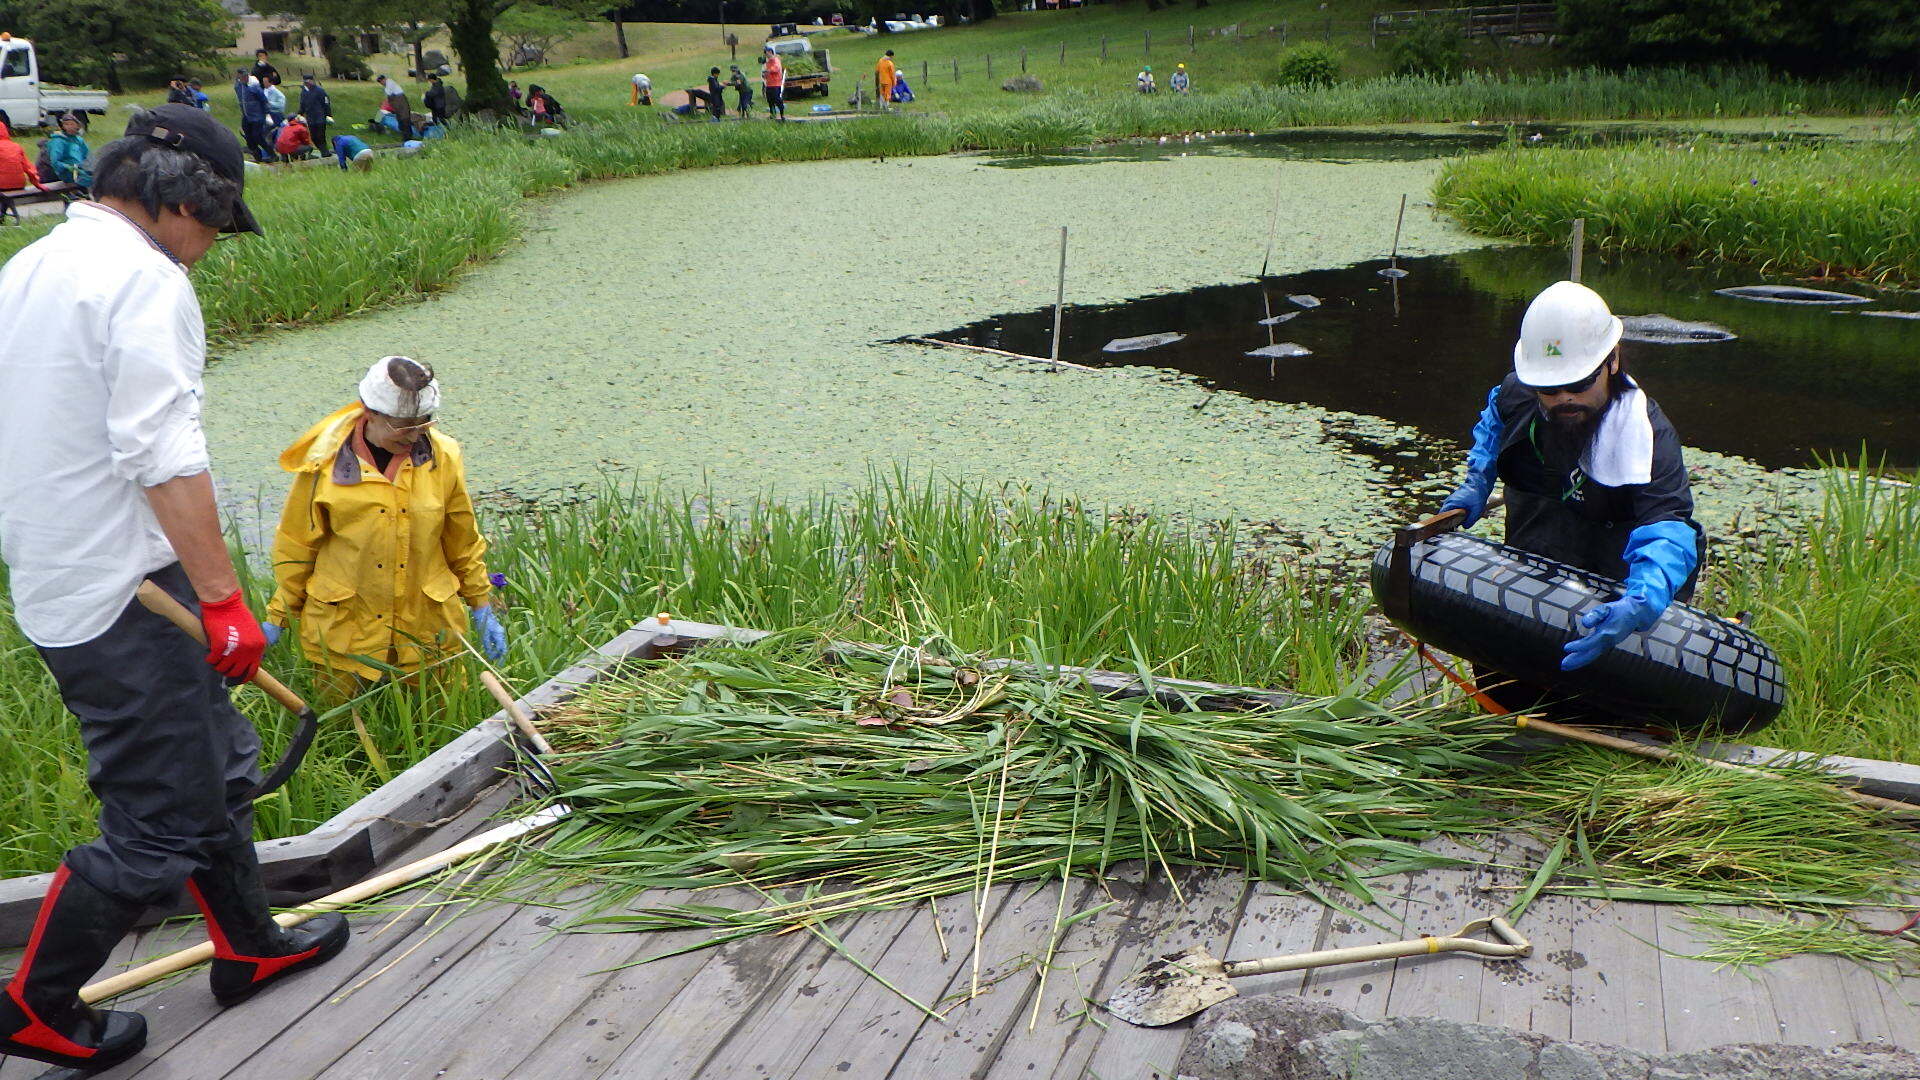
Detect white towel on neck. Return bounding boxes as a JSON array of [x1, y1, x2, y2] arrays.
[[1580, 375, 1653, 487]]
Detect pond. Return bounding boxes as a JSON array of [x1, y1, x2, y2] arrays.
[[926, 245, 1920, 473]]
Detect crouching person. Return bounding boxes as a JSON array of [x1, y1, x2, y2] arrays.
[[0, 106, 348, 1073], [263, 357, 505, 705]]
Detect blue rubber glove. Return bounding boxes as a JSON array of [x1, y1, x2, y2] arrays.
[[471, 604, 507, 662], [261, 622, 283, 648], [1561, 590, 1660, 671], [1439, 476, 1493, 528]]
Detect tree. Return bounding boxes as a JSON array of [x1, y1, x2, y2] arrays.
[[0, 0, 236, 92], [609, 3, 629, 58], [1558, 0, 1918, 77], [495, 2, 589, 69]]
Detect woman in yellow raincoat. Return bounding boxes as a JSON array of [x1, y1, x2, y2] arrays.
[[262, 356, 505, 697]]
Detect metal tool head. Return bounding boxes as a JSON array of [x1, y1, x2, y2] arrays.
[[1105, 945, 1235, 1027]]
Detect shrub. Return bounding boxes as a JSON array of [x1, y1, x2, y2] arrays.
[[1274, 42, 1344, 89], [1386, 19, 1466, 79], [1002, 74, 1043, 93]]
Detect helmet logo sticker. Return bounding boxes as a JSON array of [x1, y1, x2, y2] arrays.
[[1544, 340, 1564, 357]]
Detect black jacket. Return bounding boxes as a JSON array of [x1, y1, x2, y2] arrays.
[[1483, 373, 1703, 594], [299, 83, 330, 121]]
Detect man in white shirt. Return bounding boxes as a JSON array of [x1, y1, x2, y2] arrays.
[[0, 105, 349, 1073], [378, 72, 416, 138], [631, 71, 653, 106]]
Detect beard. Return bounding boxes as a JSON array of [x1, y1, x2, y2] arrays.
[[1540, 391, 1616, 463]]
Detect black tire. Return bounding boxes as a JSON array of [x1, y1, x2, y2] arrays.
[[1371, 533, 1785, 735]]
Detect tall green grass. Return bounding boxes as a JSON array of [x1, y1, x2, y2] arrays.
[[1437, 137, 1920, 286], [1715, 469, 1920, 761], [3, 67, 1900, 345]]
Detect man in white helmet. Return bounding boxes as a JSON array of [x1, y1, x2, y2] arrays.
[[1438, 280, 1703, 676]]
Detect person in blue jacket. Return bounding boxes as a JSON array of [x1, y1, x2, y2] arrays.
[[233, 72, 274, 163], [41, 114, 91, 190], [1438, 280, 1702, 678]]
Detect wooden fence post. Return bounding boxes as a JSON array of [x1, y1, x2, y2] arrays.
[[1020, 46, 1027, 72], [1188, 24, 1195, 51], [1144, 29, 1151, 54], [922, 59, 929, 88], [1101, 35, 1108, 60], [1569, 218, 1586, 282], [1280, 21, 1288, 46], [986, 53, 993, 79], [1060, 40, 1067, 63], [953, 56, 960, 81]]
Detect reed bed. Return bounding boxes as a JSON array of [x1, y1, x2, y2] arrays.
[[490, 633, 1507, 945], [1711, 468, 1920, 762], [1436, 137, 1920, 286]]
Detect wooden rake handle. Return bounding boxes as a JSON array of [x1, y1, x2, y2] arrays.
[[135, 581, 308, 716], [479, 670, 555, 756], [1222, 916, 1532, 978]]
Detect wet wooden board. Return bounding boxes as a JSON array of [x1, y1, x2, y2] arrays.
[[883, 879, 1101, 1077], [1473, 835, 1575, 1041], [1382, 862, 1494, 1026], [692, 905, 924, 1078], [782, 887, 1006, 1078], [1654, 903, 1780, 1051], [1565, 897, 1666, 1053], [1074, 868, 1250, 1080]]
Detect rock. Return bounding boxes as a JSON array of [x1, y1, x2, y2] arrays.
[[1620, 314, 1737, 344], [1177, 996, 1920, 1080], [1001, 74, 1043, 93], [1286, 294, 1321, 309]]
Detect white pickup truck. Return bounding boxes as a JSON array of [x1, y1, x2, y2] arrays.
[[0, 33, 109, 131]]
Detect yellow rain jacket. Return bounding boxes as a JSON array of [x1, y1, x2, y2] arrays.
[[265, 403, 491, 680]]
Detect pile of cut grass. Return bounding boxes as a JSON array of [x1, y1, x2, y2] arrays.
[[492, 633, 1506, 947], [1436, 137, 1920, 286], [1489, 745, 1919, 907]]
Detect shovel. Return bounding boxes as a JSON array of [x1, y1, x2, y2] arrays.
[[1106, 916, 1531, 1027]]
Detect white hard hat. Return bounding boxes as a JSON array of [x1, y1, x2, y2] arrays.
[[359, 356, 440, 417], [1512, 280, 1622, 387]]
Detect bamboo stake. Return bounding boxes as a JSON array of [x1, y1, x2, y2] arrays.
[[1568, 217, 1585, 282], [81, 805, 572, 1003], [1390, 192, 1406, 264], [1257, 165, 1284, 278], [1515, 717, 1920, 819], [479, 670, 555, 755], [1050, 226, 1068, 365]]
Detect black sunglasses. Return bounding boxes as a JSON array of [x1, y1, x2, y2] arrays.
[[1532, 367, 1603, 396]]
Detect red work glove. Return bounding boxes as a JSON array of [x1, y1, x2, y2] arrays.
[[198, 590, 267, 682]]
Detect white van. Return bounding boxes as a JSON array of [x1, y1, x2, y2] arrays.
[[0, 33, 109, 131]]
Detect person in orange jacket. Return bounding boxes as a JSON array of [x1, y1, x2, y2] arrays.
[[875, 50, 897, 108], [0, 120, 48, 192]]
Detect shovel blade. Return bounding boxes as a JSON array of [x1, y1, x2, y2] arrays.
[[1105, 945, 1236, 1027]]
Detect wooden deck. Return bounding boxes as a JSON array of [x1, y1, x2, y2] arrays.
[[9, 792, 1918, 1080]]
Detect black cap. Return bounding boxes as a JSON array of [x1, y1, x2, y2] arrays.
[[123, 104, 262, 236]]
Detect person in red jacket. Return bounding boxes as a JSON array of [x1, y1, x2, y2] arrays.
[[273, 115, 315, 161], [0, 120, 48, 191]]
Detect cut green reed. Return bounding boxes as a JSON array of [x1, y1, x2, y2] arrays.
[[1710, 467, 1920, 762], [1680, 910, 1917, 973], [1487, 745, 1920, 906], [0, 473, 1373, 878], [480, 633, 1506, 945], [1436, 136, 1920, 286]]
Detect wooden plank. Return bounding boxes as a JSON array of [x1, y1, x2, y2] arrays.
[[374, 889, 712, 1080], [1564, 897, 1666, 1053], [1294, 880, 1414, 1021], [782, 886, 1008, 1078], [1472, 834, 1575, 1040], [581, 908, 823, 1078], [980, 870, 1147, 1079], [692, 906, 922, 1078], [884, 878, 1100, 1078], [1192, 880, 1326, 1009], [1382, 859, 1492, 1025], [1074, 868, 1251, 1080], [1755, 948, 1874, 1047], [1655, 903, 1779, 1051], [1859, 969, 1920, 1051]]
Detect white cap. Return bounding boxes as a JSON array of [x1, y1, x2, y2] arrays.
[[1513, 280, 1623, 387], [358, 356, 440, 417]]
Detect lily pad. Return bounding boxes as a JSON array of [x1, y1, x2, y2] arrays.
[[1246, 343, 1312, 359], [1287, 294, 1322, 309], [1102, 332, 1187, 353], [1377, 267, 1409, 279], [1714, 285, 1869, 306], [1620, 314, 1737, 344]]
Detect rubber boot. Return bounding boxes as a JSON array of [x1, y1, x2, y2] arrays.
[[0, 865, 148, 1072], [187, 839, 350, 1007]]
